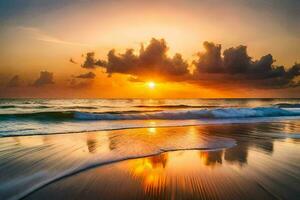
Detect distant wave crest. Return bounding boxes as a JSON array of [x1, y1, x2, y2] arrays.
[[134, 104, 218, 109], [74, 107, 300, 120], [275, 103, 300, 108], [2, 107, 300, 121]]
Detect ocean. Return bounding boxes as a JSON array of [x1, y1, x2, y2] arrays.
[[1, 98, 300, 136], [1, 98, 300, 199]]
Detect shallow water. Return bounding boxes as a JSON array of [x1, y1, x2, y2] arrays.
[[0, 121, 300, 200]]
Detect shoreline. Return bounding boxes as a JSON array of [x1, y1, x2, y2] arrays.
[[1, 122, 300, 200]]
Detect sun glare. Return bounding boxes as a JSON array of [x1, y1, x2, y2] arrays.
[[147, 81, 156, 89]]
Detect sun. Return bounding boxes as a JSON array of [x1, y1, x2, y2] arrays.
[[147, 81, 156, 89]]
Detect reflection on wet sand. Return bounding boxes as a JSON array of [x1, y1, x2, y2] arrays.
[[25, 143, 300, 200], [0, 121, 300, 199], [0, 124, 235, 200], [200, 151, 223, 166], [86, 134, 98, 153], [130, 154, 169, 193]]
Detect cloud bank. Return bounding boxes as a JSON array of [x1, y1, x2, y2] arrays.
[[32, 71, 54, 87], [82, 38, 189, 81], [82, 52, 106, 69], [193, 42, 300, 88], [82, 38, 300, 89], [76, 72, 96, 79], [68, 72, 96, 89], [68, 78, 93, 89]]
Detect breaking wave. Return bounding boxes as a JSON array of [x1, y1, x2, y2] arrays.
[[134, 104, 218, 109], [275, 103, 300, 108], [1, 107, 300, 121]]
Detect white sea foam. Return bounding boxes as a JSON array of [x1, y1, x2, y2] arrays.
[[1, 98, 300, 137], [74, 107, 300, 120]]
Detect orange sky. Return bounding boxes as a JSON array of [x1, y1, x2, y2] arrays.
[[0, 0, 299, 98]]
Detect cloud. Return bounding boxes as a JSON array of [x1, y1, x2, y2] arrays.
[[69, 58, 77, 64], [81, 38, 300, 89], [68, 78, 93, 89], [81, 52, 106, 69], [193, 41, 223, 73], [82, 38, 189, 80], [193, 42, 300, 88], [6, 75, 20, 87], [17, 26, 90, 46], [32, 71, 54, 87], [76, 72, 96, 79]]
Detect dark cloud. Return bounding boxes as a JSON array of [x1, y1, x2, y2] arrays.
[[6, 75, 20, 87], [193, 42, 300, 88], [223, 45, 251, 73], [69, 58, 77, 64], [81, 38, 300, 89], [68, 78, 93, 89], [67, 72, 96, 89], [193, 43, 252, 74], [193, 42, 223, 73], [76, 72, 96, 79], [32, 71, 54, 87], [82, 38, 189, 80], [81, 52, 106, 69]]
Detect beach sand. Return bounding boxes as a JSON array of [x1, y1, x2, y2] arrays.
[[1, 122, 300, 200]]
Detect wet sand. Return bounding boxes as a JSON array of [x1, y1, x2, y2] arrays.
[[1, 121, 300, 200]]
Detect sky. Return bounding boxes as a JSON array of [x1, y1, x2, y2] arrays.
[[0, 0, 299, 98]]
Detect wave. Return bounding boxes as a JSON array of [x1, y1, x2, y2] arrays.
[[0, 110, 162, 121], [0, 111, 74, 120], [1, 107, 300, 121], [0, 105, 16, 109], [74, 107, 300, 120], [0, 105, 108, 109], [275, 103, 300, 108], [0, 105, 51, 109], [134, 104, 219, 109]]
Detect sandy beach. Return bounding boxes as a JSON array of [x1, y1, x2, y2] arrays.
[[1, 121, 300, 200]]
